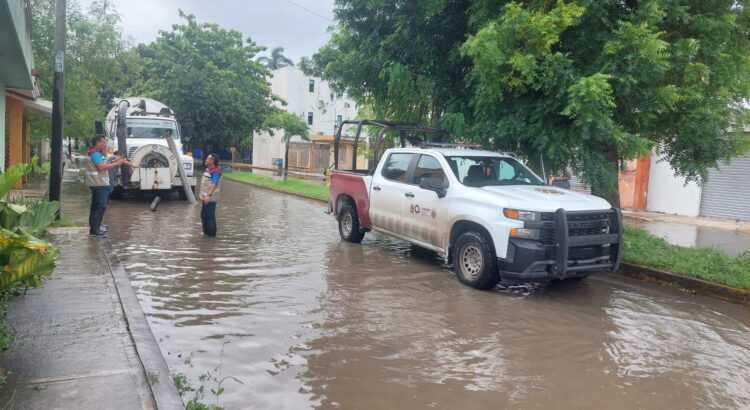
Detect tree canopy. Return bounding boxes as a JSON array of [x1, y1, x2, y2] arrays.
[[30, 0, 137, 144], [135, 11, 275, 150], [261, 111, 310, 176], [306, 0, 750, 204], [29, 3, 280, 151]]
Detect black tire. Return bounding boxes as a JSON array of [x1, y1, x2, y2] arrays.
[[338, 202, 365, 243], [453, 231, 499, 290], [109, 186, 124, 200], [178, 188, 187, 200]]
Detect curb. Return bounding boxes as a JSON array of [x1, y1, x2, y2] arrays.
[[617, 263, 750, 307], [223, 175, 328, 204], [224, 177, 750, 308], [99, 239, 184, 410]]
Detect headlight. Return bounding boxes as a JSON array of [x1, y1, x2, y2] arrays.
[[503, 208, 540, 222], [510, 228, 540, 240]]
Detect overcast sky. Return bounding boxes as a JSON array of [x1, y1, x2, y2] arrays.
[[77, 0, 335, 63]]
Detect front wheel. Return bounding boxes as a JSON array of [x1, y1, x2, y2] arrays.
[[338, 203, 365, 243], [454, 231, 499, 290]]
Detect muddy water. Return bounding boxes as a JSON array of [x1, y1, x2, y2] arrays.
[[62, 181, 750, 409]]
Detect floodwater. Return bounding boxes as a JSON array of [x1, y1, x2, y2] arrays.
[[626, 218, 750, 258], [62, 181, 750, 409]]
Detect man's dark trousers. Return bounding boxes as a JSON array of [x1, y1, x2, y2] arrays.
[[201, 202, 217, 237], [89, 186, 109, 235]]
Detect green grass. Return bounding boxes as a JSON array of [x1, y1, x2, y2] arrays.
[[225, 170, 750, 290], [223, 171, 329, 202], [623, 226, 750, 290]]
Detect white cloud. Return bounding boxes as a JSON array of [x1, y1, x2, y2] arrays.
[[77, 0, 334, 62]]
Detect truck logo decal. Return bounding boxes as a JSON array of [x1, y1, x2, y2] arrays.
[[409, 204, 436, 218]]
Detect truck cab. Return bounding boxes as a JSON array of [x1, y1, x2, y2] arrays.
[[103, 97, 196, 198], [328, 121, 622, 289]]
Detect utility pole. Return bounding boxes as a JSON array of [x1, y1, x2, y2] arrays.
[[49, 0, 66, 207]]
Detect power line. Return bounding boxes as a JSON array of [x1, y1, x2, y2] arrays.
[[283, 0, 333, 22]]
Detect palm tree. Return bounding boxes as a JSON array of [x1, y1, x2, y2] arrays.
[[261, 112, 310, 178], [257, 47, 295, 70]]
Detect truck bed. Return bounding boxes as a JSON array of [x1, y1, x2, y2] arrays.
[[329, 170, 374, 229]]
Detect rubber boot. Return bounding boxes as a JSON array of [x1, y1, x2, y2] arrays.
[[91, 209, 106, 236], [206, 222, 217, 237], [89, 210, 96, 235]]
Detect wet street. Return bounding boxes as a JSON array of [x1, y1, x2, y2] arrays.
[[62, 180, 750, 409]]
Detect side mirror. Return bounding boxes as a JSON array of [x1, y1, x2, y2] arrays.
[[419, 177, 447, 198], [94, 121, 104, 136]]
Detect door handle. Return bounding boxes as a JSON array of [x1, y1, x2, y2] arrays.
[[405, 192, 414, 198], [373, 186, 382, 191]]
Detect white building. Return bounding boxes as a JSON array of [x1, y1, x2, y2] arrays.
[[252, 66, 357, 170], [646, 135, 750, 220]]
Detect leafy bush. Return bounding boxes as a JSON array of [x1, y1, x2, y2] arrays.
[[0, 164, 60, 292]]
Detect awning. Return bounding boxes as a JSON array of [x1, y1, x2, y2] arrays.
[[21, 97, 52, 117], [6, 88, 52, 117]]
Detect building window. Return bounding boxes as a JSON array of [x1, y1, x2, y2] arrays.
[[307, 112, 313, 125], [309, 79, 315, 93]]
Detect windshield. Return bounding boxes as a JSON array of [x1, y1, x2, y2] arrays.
[[446, 155, 545, 187], [126, 119, 178, 139]]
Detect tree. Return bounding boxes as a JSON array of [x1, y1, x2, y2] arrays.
[[257, 47, 295, 70], [135, 11, 275, 152], [308, 0, 750, 206], [30, 0, 136, 145], [261, 111, 310, 178], [302, 1, 473, 131]]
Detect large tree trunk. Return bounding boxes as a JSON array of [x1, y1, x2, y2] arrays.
[[283, 141, 289, 180], [591, 145, 622, 209]]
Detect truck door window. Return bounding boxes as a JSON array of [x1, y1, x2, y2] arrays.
[[499, 161, 515, 180], [382, 153, 413, 183], [412, 155, 447, 186], [447, 156, 545, 187]]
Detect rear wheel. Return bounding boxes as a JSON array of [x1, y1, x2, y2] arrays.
[[454, 231, 499, 290], [338, 202, 365, 243]]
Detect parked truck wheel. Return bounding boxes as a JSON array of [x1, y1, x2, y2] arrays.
[[454, 231, 499, 290], [178, 188, 187, 200], [338, 203, 365, 243]]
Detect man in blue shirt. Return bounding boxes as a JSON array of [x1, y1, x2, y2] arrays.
[[85, 136, 130, 236], [199, 153, 222, 237]]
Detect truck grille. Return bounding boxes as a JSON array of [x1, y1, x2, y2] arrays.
[[539, 212, 611, 245], [128, 146, 138, 159]]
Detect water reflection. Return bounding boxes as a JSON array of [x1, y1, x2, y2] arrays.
[[58, 181, 750, 409]]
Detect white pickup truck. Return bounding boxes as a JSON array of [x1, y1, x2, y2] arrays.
[[328, 121, 623, 289]]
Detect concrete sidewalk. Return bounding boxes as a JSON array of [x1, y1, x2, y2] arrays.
[[623, 210, 750, 257], [0, 230, 182, 409]]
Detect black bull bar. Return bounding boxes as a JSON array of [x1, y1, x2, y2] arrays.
[[550, 208, 623, 278], [517, 208, 624, 279]]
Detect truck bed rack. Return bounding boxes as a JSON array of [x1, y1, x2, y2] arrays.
[[333, 120, 449, 172]]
